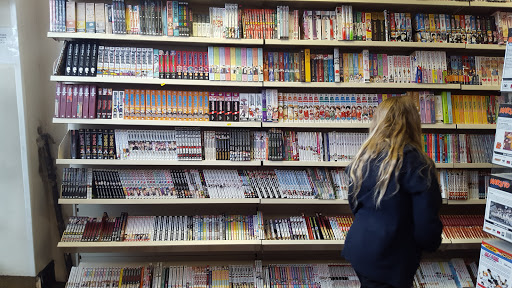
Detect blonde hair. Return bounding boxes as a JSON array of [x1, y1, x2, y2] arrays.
[[349, 96, 433, 207]]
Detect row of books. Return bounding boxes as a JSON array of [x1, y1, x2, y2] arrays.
[[61, 212, 490, 243], [266, 130, 368, 162], [440, 215, 490, 240], [421, 133, 493, 164], [439, 169, 490, 200], [68, 128, 493, 164], [61, 168, 349, 200], [54, 84, 502, 125], [414, 13, 505, 44], [61, 212, 264, 242], [59, 42, 504, 86], [64, 260, 478, 288], [263, 215, 353, 240], [50, 1, 510, 46], [415, 260, 476, 288]]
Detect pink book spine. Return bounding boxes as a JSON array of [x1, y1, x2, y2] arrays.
[[55, 82, 62, 118], [253, 48, 259, 82], [83, 85, 90, 119], [425, 94, 431, 124], [382, 55, 388, 82], [66, 85, 74, 118], [241, 48, 247, 82], [225, 49, 231, 81], [60, 84, 67, 118], [77, 85, 84, 118], [89, 85, 97, 119]]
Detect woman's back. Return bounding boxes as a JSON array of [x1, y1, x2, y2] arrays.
[[343, 96, 443, 288]]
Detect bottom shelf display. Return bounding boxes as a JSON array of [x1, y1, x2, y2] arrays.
[[66, 259, 477, 288]]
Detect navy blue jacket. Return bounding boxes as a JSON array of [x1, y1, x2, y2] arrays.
[[343, 146, 443, 288]]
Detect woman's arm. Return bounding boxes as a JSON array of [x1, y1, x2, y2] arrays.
[[401, 148, 443, 252]]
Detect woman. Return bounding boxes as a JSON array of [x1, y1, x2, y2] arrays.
[[343, 96, 443, 288]]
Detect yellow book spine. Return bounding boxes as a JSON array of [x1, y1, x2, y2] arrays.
[[458, 95, 465, 124], [480, 96, 487, 124], [463, 95, 470, 124], [305, 49, 311, 82], [343, 53, 349, 83], [452, 94, 458, 124], [472, 95, 480, 124]]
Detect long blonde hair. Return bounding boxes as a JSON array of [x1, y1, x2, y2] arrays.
[[349, 96, 433, 207]]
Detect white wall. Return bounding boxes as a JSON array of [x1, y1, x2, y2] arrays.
[[0, 0, 35, 277], [0, 0, 67, 280]]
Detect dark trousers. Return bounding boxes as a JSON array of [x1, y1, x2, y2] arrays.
[[356, 272, 396, 288]]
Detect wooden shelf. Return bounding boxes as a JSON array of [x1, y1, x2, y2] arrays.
[[262, 160, 351, 167], [265, 0, 469, 6], [262, 81, 461, 89], [456, 123, 496, 129], [58, 240, 261, 253], [460, 84, 501, 91], [264, 39, 466, 49], [447, 199, 487, 205], [434, 163, 455, 168], [47, 32, 264, 45], [452, 163, 496, 168], [50, 76, 263, 87], [465, 44, 506, 51], [421, 123, 457, 129], [53, 118, 262, 128], [58, 198, 261, 205], [469, 1, 512, 7], [260, 199, 349, 205], [59, 198, 349, 205], [261, 240, 344, 251], [262, 122, 371, 128], [56, 159, 262, 166]]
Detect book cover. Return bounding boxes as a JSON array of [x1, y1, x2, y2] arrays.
[[76, 2, 86, 32]]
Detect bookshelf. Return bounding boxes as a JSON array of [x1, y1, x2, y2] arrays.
[[57, 238, 484, 254], [264, 39, 467, 49], [47, 32, 264, 45], [49, 1, 502, 283], [262, 160, 351, 167], [52, 118, 262, 128], [469, 1, 512, 7], [57, 198, 262, 205], [460, 85, 501, 91], [56, 159, 262, 166], [465, 44, 506, 51], [456, 124, 497, 130], [58, 240, 262, 253], [447, 199, 487, 205], [262, 81, 461, 90], [50, 75, 263, 87]]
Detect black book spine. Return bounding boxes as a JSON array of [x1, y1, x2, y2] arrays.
[[70, 130, 77, 159], [108, 129, 116, 159], [97, 130, 103, 159], [84, 43, 92, 76], [91, 129, 98, 159], [106, 93, 113, 119], [232, 96, 239, 122], [225, 97, 232, 122], [311, 56, 317, 82], [85, 129, 92, 159], [77, 42, 87, 76], [217, 98, 224, 121], [103, 132, 109, 160], [65, 42, 74, 76], [71, 42, 80, 76], [90, 43, 98, 76], [79, 129, 86, 159]]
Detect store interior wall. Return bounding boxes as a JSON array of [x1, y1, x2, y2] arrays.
[[0, 0, 69, 281]]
